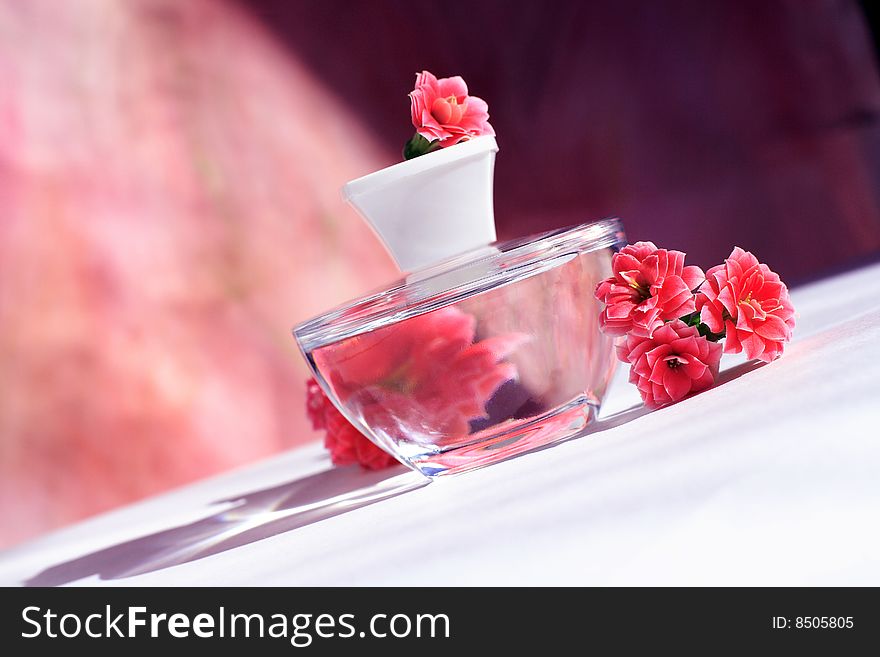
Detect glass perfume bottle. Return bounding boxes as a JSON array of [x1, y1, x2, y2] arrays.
[[294, 137, 626, 476]]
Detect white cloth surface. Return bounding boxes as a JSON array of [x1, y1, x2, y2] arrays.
[[2, 262, 879, 586]]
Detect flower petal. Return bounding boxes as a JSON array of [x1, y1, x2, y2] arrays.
[[754, 315, 790, 341], [663, 368, 693, 401], [437, 75, 468, 99]]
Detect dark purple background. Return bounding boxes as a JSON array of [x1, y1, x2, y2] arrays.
[[246, 0, 880, 283]]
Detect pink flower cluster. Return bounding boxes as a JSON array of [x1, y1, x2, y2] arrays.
[[594, 241, 705, 338], [306, 378, 399, 471], [698, 247, 796, 362], [595, 242, 795, 409], [409, 71, 495, 148]]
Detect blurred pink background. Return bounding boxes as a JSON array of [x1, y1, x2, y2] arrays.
[[2, 0, 880, 547]]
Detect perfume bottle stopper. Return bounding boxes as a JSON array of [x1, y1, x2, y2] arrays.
[[342, 136, 499, 272]]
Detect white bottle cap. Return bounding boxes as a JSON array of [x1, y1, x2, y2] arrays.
[[343, 136, 499, 272]]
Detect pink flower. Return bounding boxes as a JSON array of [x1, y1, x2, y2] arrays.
[[315, 307, 525, 441], [305, 377, 328, 431], [595, 241, 705, 338], [618, 320, 722, 409], [696, 247, 795, 362], [409, 71, 495, 147], [306, 377, 398, 470]]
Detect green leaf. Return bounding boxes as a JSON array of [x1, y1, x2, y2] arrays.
[[679, 311, 702, 327], [678, 311, 724, 341], [403, 133, 439, 160], [696, 323, 726, 342]]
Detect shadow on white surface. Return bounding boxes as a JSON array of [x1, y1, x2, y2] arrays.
[[24, 465, 428, 586], [23, 359, 765, 586], [585, 358, 767, 432]]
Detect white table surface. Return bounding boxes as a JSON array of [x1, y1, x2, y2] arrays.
[[2, 262, 880, 586]]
